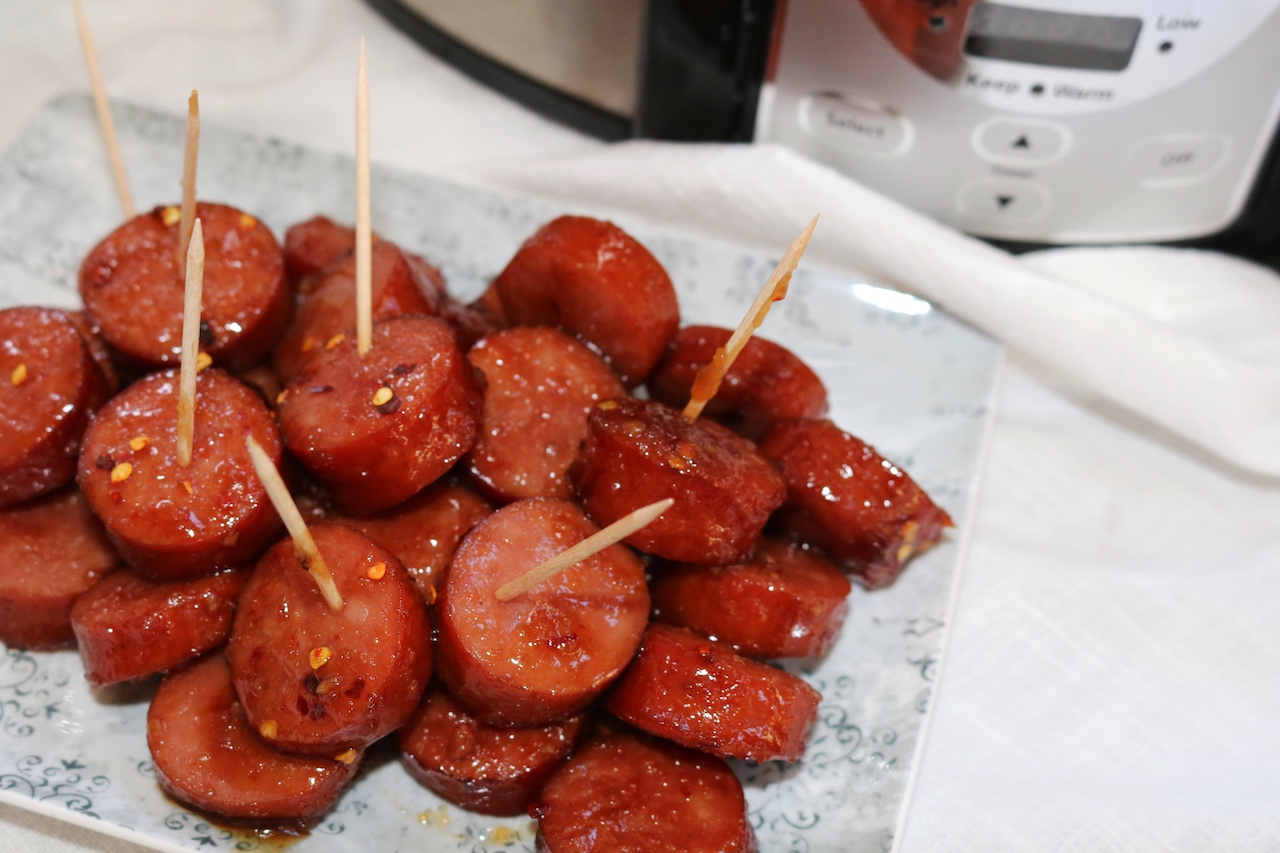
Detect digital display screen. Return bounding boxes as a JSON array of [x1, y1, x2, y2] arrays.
[[965, 3, 1143, 71]]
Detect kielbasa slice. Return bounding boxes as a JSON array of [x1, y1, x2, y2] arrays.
[[435, 498, 649, 727], [397, 683, 586, 816], [71, 567, 248, 686], [0, 307, 110, 508], [76, 368, 284, 580], [0, 487, 120, 650], [493, 216, 679, 387], [604, 622, 821, 763], [227, 522, 432, 758], [467, 326, 625, 502], [277, 315, 482, 515], [332, 478, 492, 603], [273, 240, 445, 382], [283, 215, 356, 282], [148, 654, 360, 825], [650, 539, 851, 660], [570, 397, 785, 565], [758, 418, 953, 589], [648, 325, 829, 439], [78, 202, 290, 370], [534, 731, 757, 853]]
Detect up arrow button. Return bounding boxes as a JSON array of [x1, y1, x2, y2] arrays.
[[973, 118, 1071, 165]]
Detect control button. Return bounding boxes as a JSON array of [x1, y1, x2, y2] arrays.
[[1124, 134, 1231, 187], [973, 118, 1071, 165], [799, 93, 912, 157], [956, 178, 1051, 222]]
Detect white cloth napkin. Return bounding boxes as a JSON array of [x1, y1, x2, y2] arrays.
[[469, 141, 1280, 477]]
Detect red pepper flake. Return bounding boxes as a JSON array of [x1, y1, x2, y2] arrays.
[[275, 389, 289, 406], [238, 213, 257, 230], [129, 435, 150, 452], [95, 454, 115, 470], [198, 320, 214, 348], [259, 719, 278, 739], [160, 205, 181, 226], [334, 748, 357, 765], [324, 333, 345, 351], [109, 490, 124, 505], [195, 352, 213, 372], [309, 646, 333, 669], [372, 386, 401, 414], [9, 363, 28, 386], [181, 480, 195, 496], [391, 363, 415, 376], [300, 336, 319, 353], [366, 561, 386, 580], [109, 462, 133, 484], [424, 584, 438, 605]]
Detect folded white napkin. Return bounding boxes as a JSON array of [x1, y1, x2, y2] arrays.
[[468, 141, 1280, 477]]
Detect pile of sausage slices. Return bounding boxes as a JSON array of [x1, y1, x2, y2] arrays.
[[0, 201, 951, 851]]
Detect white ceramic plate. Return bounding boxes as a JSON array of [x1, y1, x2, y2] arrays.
[[0, 95, 1002, 853]]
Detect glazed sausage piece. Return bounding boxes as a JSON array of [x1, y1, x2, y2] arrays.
[[76, 368, 284, 580], [282, 215, 356, 282], [604, 623, 821, 763], [277, 316, 482, 515], [650, 539, 851, 660], [647, 325, 829, 440], [435, 498, 649, 727], [273, 240, 445, 382], [79, 202, 290, 370], [332, 477, 492, 604], [493, 215, 679, 387], [570, 397, 786, 565], [758, 418, 953, 590], [534, 731, 757, 853], [71, 567, 248, 686], [0, 487, 120, 650], [0, 307, 111, 508], [467, 326, 626, 503], [227, 522, 432, 758], [148, 654, 361, 826], [397, 683, 586, 816]]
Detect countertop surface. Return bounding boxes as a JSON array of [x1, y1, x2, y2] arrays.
[[2, 2, 1278, 852]]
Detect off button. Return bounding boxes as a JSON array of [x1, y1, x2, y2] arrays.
[[799, 93, 913, 157], [1125, 133, 1231, 187]]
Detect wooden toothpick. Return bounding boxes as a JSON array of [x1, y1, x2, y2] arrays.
[[683, 215, 819, 421], [246, 436, 345, 612], [175, 218, 204, 467], [73, 0, 133, 218], [494, 499, 674, 602], [355, 37, 372, 355], [178, 90, 200, 277]]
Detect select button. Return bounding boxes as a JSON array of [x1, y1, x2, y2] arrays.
[[799, 93, 912, 157]]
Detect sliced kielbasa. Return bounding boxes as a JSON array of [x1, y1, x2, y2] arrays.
[[647, 325, 829, 439], [76, 367, 284, 580], [650, 538, 851, 660], [71, 567, 248, 686], [0, 487, 120, 650], [534, 730, 757, 853], [604, 622, 821, 763], [227, 522, 432, 758], [570, 397, 785, 565], [493, 215, 679, 387], [282, 215, 356, 282], [467, 326, 625, 503], [333, 477, 492, 604], [0, 307, 111, 508], [147, 653, 361, 825], [758, 418, 953, 589], [434, 498, 649, 727], [276, 315, 482, 515], [78, 202, 290, 370], [273, 240, 445, 382], [397, 683, 586, 816]]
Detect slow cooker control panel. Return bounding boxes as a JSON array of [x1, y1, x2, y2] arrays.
[[756, 0, 1280, 244]]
